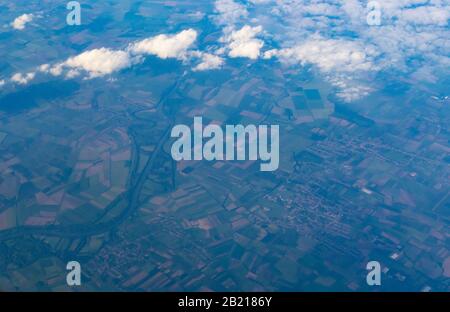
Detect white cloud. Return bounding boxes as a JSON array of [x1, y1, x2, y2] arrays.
[[49, 64, 64, 76], [249, 0, 272, 4], [214, 0, 248, 25], [129, 29, 198, 60], [400, 6, 449, 26], [38, 64, 50, 73], [222, 25, 264, 59], [0, 79, 5, 87], [265, 36, 378, 101], [60, 48, 134, 78], [265, 36, 377, 72], [5, 2, 450, 102], [12, 14, 34, 30], [8, 29, 213, 84], [43, 29, 199, 80], [66, 69, 80, 79], [328, 75, 374, 102], [231, 0, 450, 101], [11, 72, 36, 85], [193, 52, 225, 71]]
